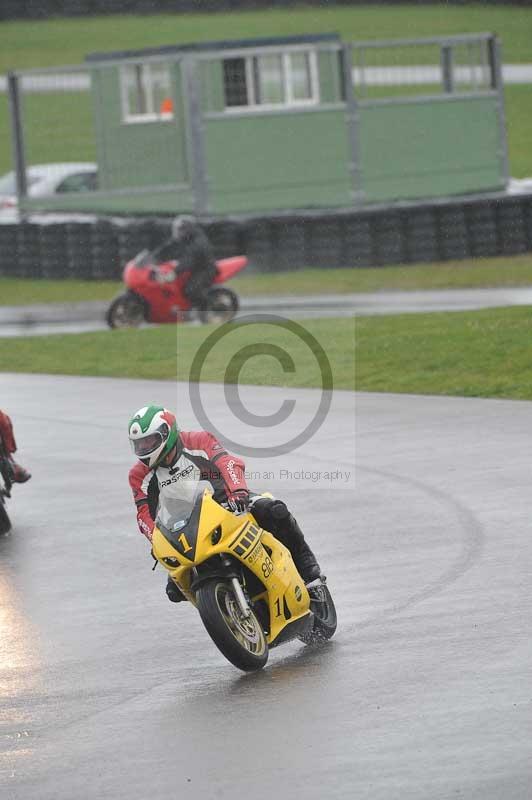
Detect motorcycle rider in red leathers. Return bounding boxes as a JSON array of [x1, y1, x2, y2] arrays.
[[128, 405, 322, 603], [0, 410, 31, 484]]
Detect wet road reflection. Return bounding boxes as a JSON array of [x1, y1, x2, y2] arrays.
[[0, 567, 41, 785]]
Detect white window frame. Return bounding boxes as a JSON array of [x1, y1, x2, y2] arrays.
[[120, 62, 174, 124], [284, 51, 319, 105], [223, 48, 319, 112], [245, 57, 256, 106]]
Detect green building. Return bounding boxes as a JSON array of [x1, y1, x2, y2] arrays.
[[14, 32, 509, 215]]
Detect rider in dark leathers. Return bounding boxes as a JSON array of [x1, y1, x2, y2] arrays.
[[152, 216, 218, 308]]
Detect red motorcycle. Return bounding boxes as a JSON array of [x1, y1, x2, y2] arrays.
[[106, 250, 247, 328]]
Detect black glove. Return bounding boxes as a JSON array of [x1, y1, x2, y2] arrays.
[[226, 490, 250, 514], [166, 578, 186, 603]]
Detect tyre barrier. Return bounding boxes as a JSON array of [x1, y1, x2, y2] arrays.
[[0, 191, 531, 280]]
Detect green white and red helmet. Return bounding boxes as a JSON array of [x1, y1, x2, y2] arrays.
[[128, 405, 179, 468]]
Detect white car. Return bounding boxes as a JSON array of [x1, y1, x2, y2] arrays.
[[507, 177, 532, 195], [0, 162, 98, 212]]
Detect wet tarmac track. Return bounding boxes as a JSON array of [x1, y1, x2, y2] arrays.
[[4, 286, 532, 339], [0, 374, 530, 799]]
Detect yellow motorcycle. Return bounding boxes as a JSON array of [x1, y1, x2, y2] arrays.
[[151, 490, 337, 671]]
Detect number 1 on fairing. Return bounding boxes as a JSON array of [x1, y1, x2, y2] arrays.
[[178, 532, 192, 553]]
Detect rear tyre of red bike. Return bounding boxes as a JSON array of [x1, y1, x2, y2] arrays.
[[199, 288, 239, 324]]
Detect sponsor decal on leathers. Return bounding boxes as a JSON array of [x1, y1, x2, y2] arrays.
[[160, 464, 195, 488], [226, 459, 240, 486]]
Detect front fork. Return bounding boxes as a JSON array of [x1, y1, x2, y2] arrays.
[[220, 556, 251, 618]]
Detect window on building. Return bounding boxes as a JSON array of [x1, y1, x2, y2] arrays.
[[222, 50, 318, 110], [121, 63, 174, 123], [289, 52, 313, 101], [223, 58, 249, 107], [255, 54, 284, 105]]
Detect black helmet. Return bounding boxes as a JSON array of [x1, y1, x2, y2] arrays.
[[171, 214, 197, 241]]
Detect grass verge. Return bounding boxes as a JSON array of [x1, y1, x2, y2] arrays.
[[233, 255, 532, 295], [3, 307, 532, 400], [4, 255, 532, 305], [0, 278, 122, 305], [0, 317, 355, 389], [505, 85, 532, 179], [356, 306, 532, 400], [0, 6, 531, 72]]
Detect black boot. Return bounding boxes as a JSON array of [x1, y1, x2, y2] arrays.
[[10, 460, 31, 484], [293, 540, 322, 585], [2, 456, 30, 484], [166, 577, 186, 603]]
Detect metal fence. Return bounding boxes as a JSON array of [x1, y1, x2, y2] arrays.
[[351, 35, 496, 99], [7, 65, 95, 188], [345, 33, 508, 204], [3, 33, 508, 217]]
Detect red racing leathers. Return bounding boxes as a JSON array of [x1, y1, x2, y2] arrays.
[[128, 430, 247, 542], [0, 410, 31, 484], [128, 429, 321, 585], [0, 411, 17, 455]]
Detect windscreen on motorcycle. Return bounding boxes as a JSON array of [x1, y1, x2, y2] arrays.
[[156, 484, 211, 534], [132, 249, 154, 267]]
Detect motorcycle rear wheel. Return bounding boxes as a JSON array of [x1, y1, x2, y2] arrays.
[[197, 579, 269, 671], [199, 288, 239, 324], [0, 500, 12, 536], [299, 583, 337, 644], [106, 292, 146, 329]]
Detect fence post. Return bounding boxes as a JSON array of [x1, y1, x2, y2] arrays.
[[441, 45, 454, 93], [182, 56, 209, 215], [489, 35, 510, 188], [7, 71, 27, 199], [342, 43, 364, 205]]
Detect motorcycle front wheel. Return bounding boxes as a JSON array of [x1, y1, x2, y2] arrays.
[[199, 288, 239, 324], [106, 292, 146, 329], [197, 579, 269, 671]]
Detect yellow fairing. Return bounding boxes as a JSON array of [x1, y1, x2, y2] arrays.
[[151, 491, 310, 644], [151, 491, 243, 605], [247, 530, 311, 644]]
